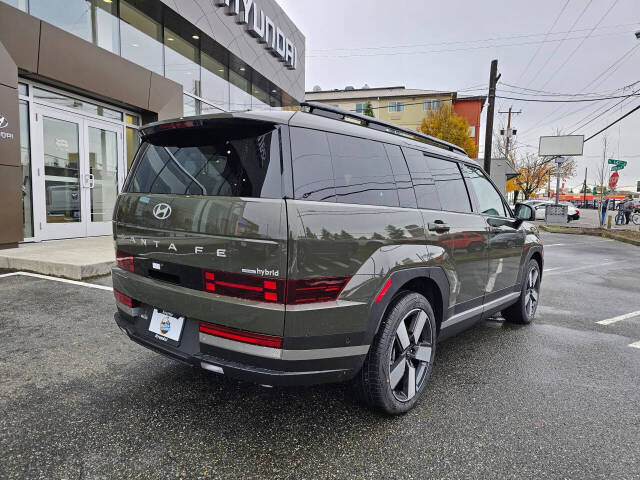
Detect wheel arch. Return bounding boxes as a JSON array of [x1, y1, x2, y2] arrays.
[[364, 267, 450, 345]]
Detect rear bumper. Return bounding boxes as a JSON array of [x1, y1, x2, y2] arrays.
[[114, 311, 367, 386]]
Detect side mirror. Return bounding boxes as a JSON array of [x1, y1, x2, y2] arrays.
[[514, 203, 535, 221]]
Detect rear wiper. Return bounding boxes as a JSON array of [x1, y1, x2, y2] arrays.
[[163, 147, 207, 195]]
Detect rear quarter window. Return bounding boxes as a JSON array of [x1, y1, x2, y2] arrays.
[[127, 127, 282, 198]]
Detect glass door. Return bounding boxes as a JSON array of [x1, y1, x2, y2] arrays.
[[32, 107, 87, 240], [31, 105, 125, 240], [84, 119, 124, 236]]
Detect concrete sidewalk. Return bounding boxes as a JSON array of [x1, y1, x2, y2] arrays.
[[0, 237, 115, 280]]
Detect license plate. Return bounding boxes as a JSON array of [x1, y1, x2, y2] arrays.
[[148, 309, 185, 343]]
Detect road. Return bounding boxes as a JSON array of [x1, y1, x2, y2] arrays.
[[1, 232, 639, 479]]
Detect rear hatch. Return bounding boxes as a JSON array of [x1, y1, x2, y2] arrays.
[[113, 117, 287, 336]]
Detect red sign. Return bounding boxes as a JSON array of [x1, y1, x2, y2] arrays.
[[609, 172, 619, 188]]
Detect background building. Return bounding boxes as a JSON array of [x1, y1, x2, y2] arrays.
[[0, 0, 305, 248], [305, 86, 485, 150]]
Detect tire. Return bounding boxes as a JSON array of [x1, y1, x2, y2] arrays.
[[358, 292, 437, 415], [502, 259, 541, 325]]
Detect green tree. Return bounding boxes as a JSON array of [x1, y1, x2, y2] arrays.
[[420, 104, 478, 158], [363, 101, 375, 118]]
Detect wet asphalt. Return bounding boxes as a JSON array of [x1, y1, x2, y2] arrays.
[[1, 232, 639, 479]]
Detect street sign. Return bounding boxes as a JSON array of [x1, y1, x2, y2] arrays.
[[611, 165, 624, 172], [609, 171, 619, 189], [608, 158, 627, 167]]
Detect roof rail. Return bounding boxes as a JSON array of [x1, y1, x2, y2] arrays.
[[300, 101, 468, 156]]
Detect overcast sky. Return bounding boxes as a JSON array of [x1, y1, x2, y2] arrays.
[[278, 0, 640, 191]]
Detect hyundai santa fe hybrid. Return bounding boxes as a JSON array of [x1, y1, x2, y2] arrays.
[[112, 103, 543, 414]]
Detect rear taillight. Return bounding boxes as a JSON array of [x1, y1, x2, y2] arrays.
[[203, 270, 286, 303], [116, 250, 135, 273], [199, 321, 283, 348], [202, 269, 350, 305], [286, 277, 351, 304], [114, 288, 135, 308]]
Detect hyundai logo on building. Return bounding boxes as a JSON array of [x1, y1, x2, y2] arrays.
[[152, 203, 172, 220], [0, 113, 13, 140], [215, 0, 298, 70]]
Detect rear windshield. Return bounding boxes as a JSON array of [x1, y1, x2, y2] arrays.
[[126, 126, 282, 198]]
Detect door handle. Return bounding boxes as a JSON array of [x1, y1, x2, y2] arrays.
[[428, 221, 450, 233]]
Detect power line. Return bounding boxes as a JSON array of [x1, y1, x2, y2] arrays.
[[308, 22, 640, 53], [307, 29, 635, 59], [584, 103, 640, 142], [524, 0, 594, 88], [496, 93, 640, 103], [516, 0, 570, 84], [517, 43, 640, 140], [568, 84, 640, 133], [539, 0, 620, 89]]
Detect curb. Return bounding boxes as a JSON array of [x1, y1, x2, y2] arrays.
[[538, 224, 640, 246]]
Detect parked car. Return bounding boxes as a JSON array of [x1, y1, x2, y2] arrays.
[[112, 103, 543, 414], [527, 201, 579, 222]]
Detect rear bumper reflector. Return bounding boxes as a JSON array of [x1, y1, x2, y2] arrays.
[[199, 321, 283, 349], [200, 362, 224, 375]]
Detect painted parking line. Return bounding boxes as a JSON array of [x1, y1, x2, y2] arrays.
[[0, 271, 112, 291], [596, 310, 640, 326], [629, 341, 640, 349], [544, 260, 629, 276]]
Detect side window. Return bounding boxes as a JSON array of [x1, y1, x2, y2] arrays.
[[384, 144, 417, 209], [461, 164, 507, 217], [327, 133, 399, 207], [424, 156, 472, 213], [402, 148, 441, 210], [290, 127, 336, 202]]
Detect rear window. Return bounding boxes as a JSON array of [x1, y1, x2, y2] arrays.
[[127, 126, 282, 198]]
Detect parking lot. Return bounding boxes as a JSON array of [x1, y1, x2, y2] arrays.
[[1, 232, 639, 479]]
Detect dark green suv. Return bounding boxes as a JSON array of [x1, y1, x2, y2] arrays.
[[112, 103, 542, 414]]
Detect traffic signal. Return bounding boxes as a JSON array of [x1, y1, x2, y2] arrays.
[[637, 181, 640, 193]]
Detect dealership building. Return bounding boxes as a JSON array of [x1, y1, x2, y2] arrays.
[[0, 0, 305, 248]]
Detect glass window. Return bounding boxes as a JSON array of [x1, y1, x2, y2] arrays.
[[355, 103, 366, 114], [229, 68, 252, 111], [200, 101, 225, 115], [403, 148, 440, 210], [384, 144, 416, 209], [164, 27, 200, 96], [201, 50, 230, 111], [126, 126, 141, 170], [125, 114, 140, 126], [423, 100, 438, 111], [388, 101, 405, 113], [88, 126, 119, 222], [251, 83, 270, 111], [18, 83, 28, 96], [127, 126, 281, 199], [19, 101, 33, 238], [327, 133, 398, 207], [1, 0, 28, 12], [462, 164, 507, 217], [425, 157, 471, 213], [468, 126, 476, 138], [30, 0, 119, 54], [290, 128, 335, 202], [33, 88, 123, 121], [183, 94, 200, 117], [120, 0, 164, 75]]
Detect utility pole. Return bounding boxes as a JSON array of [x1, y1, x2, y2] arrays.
[[582, 167, 587, 209], [498, 107, 522, 161], [483, 59, 500, 174]]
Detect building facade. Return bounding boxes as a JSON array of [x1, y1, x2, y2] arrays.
[[304, 86, 485, 150], [0, 0, 305, 248]]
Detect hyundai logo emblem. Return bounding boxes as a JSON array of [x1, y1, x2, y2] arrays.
[[152, 203, 172, 220], [0, 115, 8, 129]]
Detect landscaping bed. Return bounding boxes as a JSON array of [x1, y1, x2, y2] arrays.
[[538, 224, 640, 246]]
